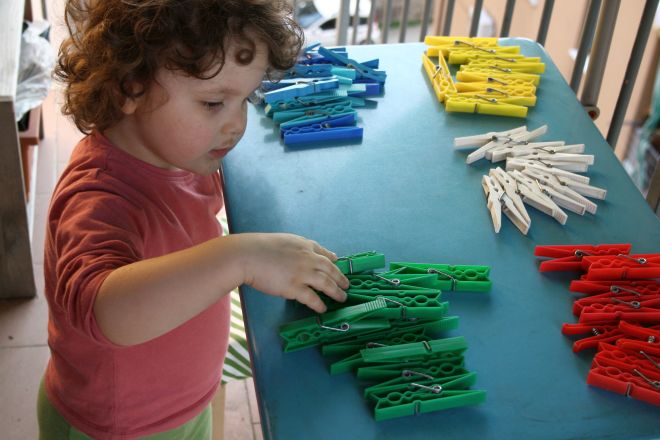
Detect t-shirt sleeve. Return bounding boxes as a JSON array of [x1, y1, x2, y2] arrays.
[[50, 190, 145, 343]]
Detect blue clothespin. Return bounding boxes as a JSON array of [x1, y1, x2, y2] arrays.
[[263, 78, 339, 104], [273, 100, 354, 126], [317, 47, 387, 83], [265, 92, 349, 117], [282, 114, 363, 146], [279, 106, 358, 130], [342, 82, 382, 97], [289, 64, 333, 78]]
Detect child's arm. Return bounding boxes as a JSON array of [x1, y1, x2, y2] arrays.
[[94, 233, 349, 346]]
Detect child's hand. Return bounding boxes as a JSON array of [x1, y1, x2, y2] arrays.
[[240, 233, 349, 313]]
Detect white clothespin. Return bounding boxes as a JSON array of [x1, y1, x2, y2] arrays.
[[519, 161, 591, 184], [509, 170, 569, 224], [512, 169, 585, 215], [521, 167, 596, 214], [466, 125, 547, 164], [454, 125, 527, 149], [506, 156, 590, 173], [508, 143, 584, 158], [555, 175, 607, 199], [481, 175, 503, 232], [489, 167, 531, 234], [489, 141, 566, 163]]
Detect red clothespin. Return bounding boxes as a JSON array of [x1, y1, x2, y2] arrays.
[[570, 280, 660, 296], [587, 343, 660, 406], [533, 244, 631, 272], [578, 297, 660, 325], [580, 254, 660, 280], [572, 288, 658, 316], [616, 322, 660, 358], [561, 323, 620, 352]]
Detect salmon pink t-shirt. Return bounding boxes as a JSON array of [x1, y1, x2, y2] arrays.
[[43, 132, 230, 439]]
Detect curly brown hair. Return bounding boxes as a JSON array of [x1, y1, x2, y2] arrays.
[[55, 0, 304, 134]]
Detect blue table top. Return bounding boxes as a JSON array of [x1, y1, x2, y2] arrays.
[[222, 39, 660, 439]]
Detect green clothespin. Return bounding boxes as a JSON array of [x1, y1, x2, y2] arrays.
[[345, 292, 449, 322], [357, 351, 464, 381], [375, 269, 445, 289], [389, 262, 492, 292], [329, 331, 433, 376], [367, 372, 486, 421], [347, 273, 432, 291], [321, 317, 459, 357], [336, 252, 386, 274], [360, 336, 468, 364], [279, 298, 390, 352]]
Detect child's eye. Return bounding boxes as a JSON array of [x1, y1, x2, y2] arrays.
[[203, 101, 223, 110]]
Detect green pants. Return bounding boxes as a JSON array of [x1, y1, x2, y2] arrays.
[[37, 380, 212, 439]]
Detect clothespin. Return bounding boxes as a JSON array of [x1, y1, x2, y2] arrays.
[[279, 299, 391, 352], [387, 263, 492, 292], [281, 120, 363, 146], [587, 345, 660, 406], [570, 280, 660, 296], [335, 251, 386, 274], [534, 244, 632, 272], [288, 63, 333, 78], [481, 175, 503, 233], [572, 288, 657, 316], [578, 297, 660, 324], [321, 318, 459, 358], [278, 105, 357, 130], [521, 167, 597, 215], [363, 363, 470, 397], [346, 273, 443, 296], [580, 254, 660, 280], [263, 78, 339, 104], [422, 52, 456, 103], [265, 92, 350, 116], [464, 58, 546, 74], [455, 89, 537, 107], [508, 169, 570, 223], [374, 270, 445, 289], [425, 36, 512, 57], [360, 336, 468, 364], [317, 47, 387, 83], [464, 125, 547, 164], [561, 323, 622, 352], [454, 125, 528, 150], [344, 292, 449, 322], [455, 79, 537, 104], [444, 93, 529, 118], [490, 167, 531, 233], [367, 372, 486, 421], [447, 51, 535, 65], [357, 349, 464, 381], [456, 67, 541, 86]]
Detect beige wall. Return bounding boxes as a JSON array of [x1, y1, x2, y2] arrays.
[[432, 0, 659, 158]]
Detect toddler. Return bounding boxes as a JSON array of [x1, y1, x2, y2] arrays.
[[38, 1, 349, 438]]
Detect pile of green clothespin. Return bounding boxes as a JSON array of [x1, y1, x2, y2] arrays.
[[279, 251, 490, 421]]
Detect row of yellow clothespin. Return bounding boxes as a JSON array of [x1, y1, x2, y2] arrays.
[[422, 36, 545, 118]]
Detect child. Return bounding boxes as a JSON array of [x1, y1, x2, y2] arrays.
[[38, 1, 349, 438]]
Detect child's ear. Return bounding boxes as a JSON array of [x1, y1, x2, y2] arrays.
[[120, 97, 139, 115]]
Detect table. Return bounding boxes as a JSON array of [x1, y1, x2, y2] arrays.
[[222, 40, 660, 440]]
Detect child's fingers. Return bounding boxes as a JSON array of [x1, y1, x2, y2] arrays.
[[311, 270, 347, 303], [296, 288, 327, 314], [309, 240, 338, 262], [315, 255, 350, 290]]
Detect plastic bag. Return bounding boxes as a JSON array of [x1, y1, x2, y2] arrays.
[[15, 20, 55, 122]]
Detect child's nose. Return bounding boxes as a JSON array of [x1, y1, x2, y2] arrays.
[[222, 108, 247, 137]]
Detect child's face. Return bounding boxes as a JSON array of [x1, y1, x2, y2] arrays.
[[114, 40, 268, 175]]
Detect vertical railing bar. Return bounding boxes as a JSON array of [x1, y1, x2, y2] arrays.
[[443, 0, 455, 35], [382, 0, 394, 43], [352, 0, 361, 45], [500, 0, 516, 38], [607, 0, 660, 148], [469, 0, 484, 37], [570, 0, 602, 93], [337, 0, 351, 46], [399, 0, 411, 43], [536, 0, 555, 46], [420, 0, 433, 41], [580, 0, 620, 116], [367, 0, 376, 44], [292, 0, 299, 21]]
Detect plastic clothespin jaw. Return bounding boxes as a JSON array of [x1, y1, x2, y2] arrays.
[[335, 251, 386, 275], [317, 47, 387, 83]]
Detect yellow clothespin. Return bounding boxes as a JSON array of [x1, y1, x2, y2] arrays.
[[422, 52, 456, 103], [425, 36, 503, 58], [446, 48, 524, 64], [465, 58, 546, 74], [456, 67, 541, 86], [455, 80, 537, 106], [444, 93, 528, 118]]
